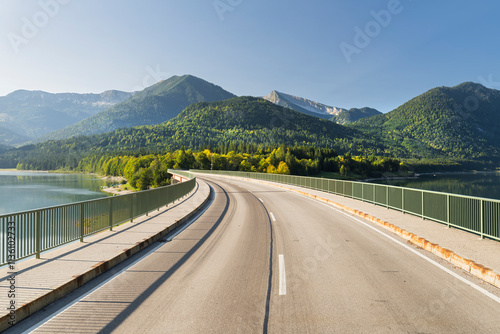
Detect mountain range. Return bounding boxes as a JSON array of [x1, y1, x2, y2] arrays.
[[0, 89, 133, 145], [41, 75, 236, 141], [1, 78, 500, 171], [2, 75, 377, 147], [1, 96, 378, 170], [263, 90, 382, 123]]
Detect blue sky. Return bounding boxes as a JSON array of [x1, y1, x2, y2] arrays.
[[1, 0, 499, 112]]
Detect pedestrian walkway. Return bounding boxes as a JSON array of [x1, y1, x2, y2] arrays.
[[201, 174, 500, 289], [0, 179, 211, 331]]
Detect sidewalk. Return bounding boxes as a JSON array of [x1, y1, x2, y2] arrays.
[[0, 179, 211, 331], [201, 174, 500, 289]]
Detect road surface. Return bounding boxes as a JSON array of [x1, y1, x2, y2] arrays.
[[14, 176, 500, 333]]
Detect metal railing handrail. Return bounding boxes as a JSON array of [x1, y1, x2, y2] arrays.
[[1, 172, 196, 266], [347, 176, 500, 204], [190, 169, 500, 242]]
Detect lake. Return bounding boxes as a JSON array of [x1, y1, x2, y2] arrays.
[[0, 170, 113, 215], [370, 172, 500, 200]]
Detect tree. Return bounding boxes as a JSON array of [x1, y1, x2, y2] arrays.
[[276, 161, 291, 174], [136, 168, 152, 190]]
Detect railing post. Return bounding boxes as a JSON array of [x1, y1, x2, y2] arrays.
[[402, 189, 405, 214], [373, 185, 375, 205], [130, 194, 134, 223], [421, 191, 424, 219], [109, 198, 113, 231], [36, 211, 41, 259], [3, 219, 7, 265], [386, 186, 389, 209], [480, 199, 484, 239], [80, 203, 84, 242], [447, 194, 450, 228]]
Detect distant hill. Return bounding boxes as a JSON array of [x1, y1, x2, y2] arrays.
[[332, 107, 382, 124], [43, 75, 236, 141], [156, 96, 358, 148], [263, 90, 381, 124], [0, 89, 133, 145], [3, 97, 381, 170], [351, 82, 500, 160], [0, 125, 31, 146]]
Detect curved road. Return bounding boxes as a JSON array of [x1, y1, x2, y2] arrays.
[[17, 176, 500, 333]]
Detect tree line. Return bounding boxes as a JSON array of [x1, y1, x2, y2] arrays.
[[50, 145, 406, 190]]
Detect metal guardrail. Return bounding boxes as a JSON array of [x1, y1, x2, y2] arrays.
[[0, 174, 196, 266], [191, 170, 500, 242]]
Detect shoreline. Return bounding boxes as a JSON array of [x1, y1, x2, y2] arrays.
[[101, 185, 134, 195], [361, 170, 500, 183], [362, 175, 418, 182], [415, 170, 500, 177], [97, 175, 132, 195], [7, 168, 133, 195]]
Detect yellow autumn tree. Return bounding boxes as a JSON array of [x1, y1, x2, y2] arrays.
[[276, 161, 291, 175]]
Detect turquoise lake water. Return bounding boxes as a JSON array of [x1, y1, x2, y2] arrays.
[[370, 172, 500, 200], [0, 171, 112, 215]]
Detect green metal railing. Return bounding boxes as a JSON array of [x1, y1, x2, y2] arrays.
[[0, 175, 196, 266], [191, 170, 500, 242]]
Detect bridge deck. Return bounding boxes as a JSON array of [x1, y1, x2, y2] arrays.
[[1, 174, 500, 331], [0, 180, 211, 331], [231, 175, 500, 281]]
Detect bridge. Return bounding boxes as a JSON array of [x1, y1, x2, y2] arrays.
[[1, 170, 500, 332]]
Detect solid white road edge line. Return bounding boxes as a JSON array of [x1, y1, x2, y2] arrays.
[[297, 193, 500, 304], [279, 254, 286, 295], [270, 212, 276, 222]]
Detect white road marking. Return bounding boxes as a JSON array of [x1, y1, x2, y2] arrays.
[[279, 254, 286, 295], [300, 194, 500, 305], [259, 198, 264, 203], [270, 212, 276, 222]]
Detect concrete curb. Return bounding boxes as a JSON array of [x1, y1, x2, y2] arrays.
[[229, 176, 500, 290], [0, 182, 212, 332]]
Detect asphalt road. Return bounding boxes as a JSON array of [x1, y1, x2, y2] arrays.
[[17, 176, 500, 333]]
